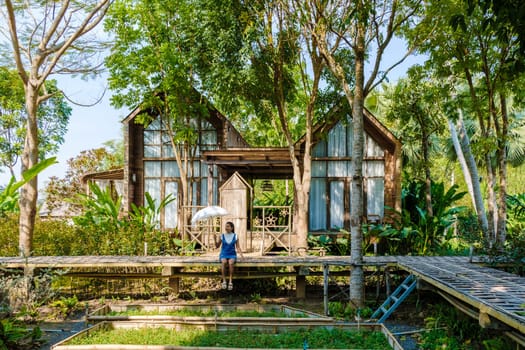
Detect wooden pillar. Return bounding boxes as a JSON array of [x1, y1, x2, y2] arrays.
[[323, 264, 329, 316], [162, 267, 181, 295], [295, 266, 309, 299], [296, 275, 306, 299]]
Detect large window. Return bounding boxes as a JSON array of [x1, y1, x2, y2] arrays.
[[142, 115, 220, 229], [309, 119, 386, 231]]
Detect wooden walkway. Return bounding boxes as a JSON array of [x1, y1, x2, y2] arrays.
[[0, 255, 524, 340], [396, 256, 525, 342]]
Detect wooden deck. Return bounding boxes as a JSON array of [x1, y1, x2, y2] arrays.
[[1, 255, 524, 340], [396, 256, 525, 343]]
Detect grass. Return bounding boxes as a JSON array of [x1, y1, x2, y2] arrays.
[[68, 327, 391, 349]]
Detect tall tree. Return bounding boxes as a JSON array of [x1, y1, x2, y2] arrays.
[[1, 0, 111, 256], [105, 0, 208, 217], [119, 0, 329, 249], [295, 0, 426, 307], [385, 66, 445, 216], [0, 67, 71, 178], [417, 0, 524, 246]]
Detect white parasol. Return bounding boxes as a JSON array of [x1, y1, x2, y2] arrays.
[[191, 206, 229, 226]]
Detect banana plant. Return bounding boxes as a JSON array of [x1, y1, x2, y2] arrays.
[[0, 157, 57, 216]]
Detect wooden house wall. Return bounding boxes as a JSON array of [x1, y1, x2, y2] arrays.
[[123, 111, 145, 213], [308, 115, 400, 232]]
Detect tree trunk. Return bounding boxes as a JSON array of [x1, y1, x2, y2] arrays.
[[448, 114, 489, 238], [421, 128, 433, 217], [495, 92, 508, 245], [19, 84, 39, 256], [348, 9, 366, 308]]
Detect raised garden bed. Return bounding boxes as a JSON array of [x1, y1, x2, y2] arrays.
[[50, 303, 403, 349], [51, 320, 403, 349]]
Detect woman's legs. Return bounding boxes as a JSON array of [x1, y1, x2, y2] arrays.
[[228, 259, 235, 284], [220, 258, 228, 288]]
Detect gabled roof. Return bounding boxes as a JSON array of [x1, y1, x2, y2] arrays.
[[121, 88, 249, 149], [295, 101, 401, 154]]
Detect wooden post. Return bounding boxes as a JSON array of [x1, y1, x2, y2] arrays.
[[323, 264, 329, 316], [295, 266, 309, 299], [162, 267, 181, 295]]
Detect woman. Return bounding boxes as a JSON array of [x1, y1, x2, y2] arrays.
[[215, 221, 244, 290]]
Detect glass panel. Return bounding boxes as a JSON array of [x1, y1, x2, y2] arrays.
[[367, 178, 384, 218], [312, 161, 326, 177], [145, 117, 162, 131], [366, 134, 384, 157], [312, 140, 326, 157], [163, 161, 180, 177], [144, 145, 161, 158], [328, 121, 346, 157], [330, 181, 344, 229], [201, 162, 210, 178], [201, 130, 217, 145], [144, 130, 161, 145], [144, 179, 161, 206], [164, 181, 178, 229], [200, 179, 208, 205], [365, 161, 384, 177], [192, 181, 198, 206], [213, 179, 218, 206], [192, 161, 200, 177], [309, 179, 327, 231], [201, 119, 213, 129], [328, 161, 348, 177], [163, 143, 174, 157], [162, 133, 174, 157], [144, 161, 161, 177]]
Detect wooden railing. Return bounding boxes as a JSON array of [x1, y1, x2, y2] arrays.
[[250, 206, 293, 255], [180, 206, 221, 253]]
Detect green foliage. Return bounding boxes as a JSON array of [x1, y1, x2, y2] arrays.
[[0, 157, 57, 217], [44, 146, 123, 217], [129, 192, 175, 232], [372, 180, 469, 255], [72, 182, 124, 234], [0, 68, 70, 174], [50, 296, 79, 318], [308, 232, 351, 256], [486, 193, 525, 274], [327, 302, 373, 321], [69, 326, 390, 349], [69, 182, 179, 255], [418, 302, 514, 349], [0, 267, 59, 321], [0, 319, 42, 350]]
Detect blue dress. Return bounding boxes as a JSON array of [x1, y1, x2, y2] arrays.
[[219, 233, 237, 260]]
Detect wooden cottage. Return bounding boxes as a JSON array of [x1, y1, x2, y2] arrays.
[[84, 98, 401, 254]]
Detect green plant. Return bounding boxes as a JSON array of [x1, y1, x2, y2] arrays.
[[72, 181, 124, 234], [129, 192, 175, 233], [51, 296, 79, 318], [374, 180, 468, 255], [0, 157, 57, 217], [0, 267, 59, 321], [0, 319, 42, 350], [68, 327, 390, 349], [249, 293, 262, 303]]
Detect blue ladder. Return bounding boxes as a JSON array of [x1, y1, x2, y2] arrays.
[[371, 274, 417, 323]]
